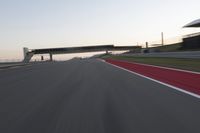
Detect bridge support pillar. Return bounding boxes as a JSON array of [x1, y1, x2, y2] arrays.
[[50, 53, 53, 61], [23, 47, 34, 63]]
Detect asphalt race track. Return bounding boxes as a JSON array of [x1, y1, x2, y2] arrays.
[[0, 59, 199, 133]]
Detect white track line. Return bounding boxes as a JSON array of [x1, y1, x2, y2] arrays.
[[100, 59, 200, 99]]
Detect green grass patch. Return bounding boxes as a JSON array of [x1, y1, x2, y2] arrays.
[[103, 55, 200, 72], [153, 43, 182, 52], [148, 43, 200, 52]]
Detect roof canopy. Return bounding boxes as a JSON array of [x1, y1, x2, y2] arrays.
[[184, 19, 200, 27]]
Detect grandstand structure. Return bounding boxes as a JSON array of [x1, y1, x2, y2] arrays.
[[183, 19, 200, 49]]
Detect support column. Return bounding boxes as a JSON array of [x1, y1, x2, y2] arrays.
[[161, 32, 164, 46], [23, 47, 29, 58], [146, 42, 149, 49], [41, 56, 44, 61], [23, 47, 34, 62], [50, 53, 53, 61]]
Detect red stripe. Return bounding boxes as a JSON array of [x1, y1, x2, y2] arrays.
[[105, 59, 200, 95]]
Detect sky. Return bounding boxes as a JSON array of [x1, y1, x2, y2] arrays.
[[0, 0, 200, 60]]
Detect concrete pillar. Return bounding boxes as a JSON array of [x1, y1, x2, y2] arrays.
[[41, 56, 44, 61], [23, 52, 34, 63], [23, 47, 34, 62], [50, 53, 53, 61], [161, 32, 164, 46], [146, 42, 149, 49], [23, 47, 29, 59]]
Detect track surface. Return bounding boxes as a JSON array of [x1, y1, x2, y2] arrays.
[[0, 59, 199, 133]]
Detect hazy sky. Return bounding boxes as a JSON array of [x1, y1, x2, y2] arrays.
[[0, 0, 200, 60]]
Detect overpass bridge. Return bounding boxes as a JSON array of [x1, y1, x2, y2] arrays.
[[23, 45, 141, 62]]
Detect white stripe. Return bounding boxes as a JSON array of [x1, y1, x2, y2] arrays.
[[101, 60, 200, 99]]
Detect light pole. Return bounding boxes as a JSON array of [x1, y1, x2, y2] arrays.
[[161, 32, 164, 46]]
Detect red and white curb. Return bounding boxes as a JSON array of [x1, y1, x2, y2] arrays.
[[99, 59, 200, 99]]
